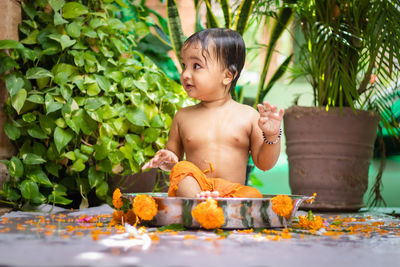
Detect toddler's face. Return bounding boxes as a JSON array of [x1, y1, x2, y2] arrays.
[[180, 43, 230, 101]]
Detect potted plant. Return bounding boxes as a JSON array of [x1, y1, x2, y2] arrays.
[[0, 0, 190, 209], [285, 0, 400, 210]]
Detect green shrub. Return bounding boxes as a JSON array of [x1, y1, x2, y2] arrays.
[[0, 0, 191, 209]]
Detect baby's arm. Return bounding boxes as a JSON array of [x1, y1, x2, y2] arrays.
[[141, 149, 178, 171], [250, 101, 284, 171], [142, 111, 184, 171]]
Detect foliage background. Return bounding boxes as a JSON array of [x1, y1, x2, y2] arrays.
[[0, 0, 191, 209]]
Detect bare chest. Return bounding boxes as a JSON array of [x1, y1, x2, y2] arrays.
[[179, 112, 251, 151]]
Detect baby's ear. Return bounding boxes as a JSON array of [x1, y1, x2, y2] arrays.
[[223, 68, 234, 85]]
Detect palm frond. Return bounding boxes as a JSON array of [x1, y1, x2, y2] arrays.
[[166, 0, 186, 64]]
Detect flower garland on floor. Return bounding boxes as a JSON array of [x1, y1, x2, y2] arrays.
[[271, 194, 294, 218], [111, 189, 158, 226], [110, 189, 136, 226], [298, 211, 324, 230], [192, 199, 225, 229]]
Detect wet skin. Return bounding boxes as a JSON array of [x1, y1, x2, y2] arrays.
[[142, 43, 284, 196]]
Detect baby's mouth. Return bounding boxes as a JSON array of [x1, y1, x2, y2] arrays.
[[184, 84, 194, 90]]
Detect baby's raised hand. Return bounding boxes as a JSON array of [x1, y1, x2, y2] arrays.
[[142, 149, 178, 171], [257, 101, 284, 137]]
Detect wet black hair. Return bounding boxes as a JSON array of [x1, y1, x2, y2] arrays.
[[182, 28, 246, 91]]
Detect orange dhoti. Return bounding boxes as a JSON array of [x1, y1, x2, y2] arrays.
[[168, 161, 262, 198]]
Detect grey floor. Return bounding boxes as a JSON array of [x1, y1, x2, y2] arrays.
[[0, 205, 400, 267]]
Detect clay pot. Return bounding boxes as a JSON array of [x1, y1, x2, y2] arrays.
[[284, 106, 380, 211], [109, 169, 158, 194]]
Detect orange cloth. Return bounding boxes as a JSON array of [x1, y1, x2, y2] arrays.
[[168, 161, 262, 198]]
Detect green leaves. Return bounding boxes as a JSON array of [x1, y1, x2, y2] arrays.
[[11, 89, 27, 114], [88, 166, 105, 188], [19, 180, 40, 200], [54, 127, 74, 152], [23, 153, 46, 165], [1, 0, 189, 209], [233, 0, 256, 36], [126, 107, 149, 127], [5, 74, 24, 97], [49, 34, 76, 50], [4, 122, 21, 141], [26, 167, 52, 187], [9, 157, 24, 178], [70, 159, 85, 172], [62, 2, 88, 19], [166, 0, 186, 64], [26, 67, 53, 79], [0, 40, 24, 49], [254, 6, 294, 107], [49, 0, 65, 12], [0, 53, 18, 74]]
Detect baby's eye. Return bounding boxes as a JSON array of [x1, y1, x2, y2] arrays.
[[194, 63, 201, 69], [182, 63, 186, 70]]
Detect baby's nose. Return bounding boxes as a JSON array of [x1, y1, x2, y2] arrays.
[[181, 69, 191, 80]]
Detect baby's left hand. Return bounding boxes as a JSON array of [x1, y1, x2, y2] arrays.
[[257, 101, 284, 137]]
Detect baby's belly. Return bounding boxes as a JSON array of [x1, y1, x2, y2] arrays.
[[186, 150, 249, 184]]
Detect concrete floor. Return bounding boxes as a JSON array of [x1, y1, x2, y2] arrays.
[[1, 204, 399, 267]]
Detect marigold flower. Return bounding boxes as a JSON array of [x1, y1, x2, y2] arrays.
[[298, 213, 324, 230], [112, 188, 123, 210], [281, 229, 293, 239], [271, 195, 294, 218], [132, 194, 158, 221], [191, 199, 225, 229], [110, 210, 136, 226]]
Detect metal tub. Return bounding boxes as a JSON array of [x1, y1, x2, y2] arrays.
[[126, 193, 312, 229]]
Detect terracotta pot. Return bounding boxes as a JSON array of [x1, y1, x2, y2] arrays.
[[284, 106, 380, 211], [109, 169, 157, 194]]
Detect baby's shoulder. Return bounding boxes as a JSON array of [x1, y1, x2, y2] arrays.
[[173, 104, 198, 120], [175, 104, 198, 114], [231, 102, 258, 117]]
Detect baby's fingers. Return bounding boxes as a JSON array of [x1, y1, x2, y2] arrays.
[[257, 104, 264, 112], [142, 153, 162, 170], [142, 161, 152, 170], [278, 108, 285, 118]]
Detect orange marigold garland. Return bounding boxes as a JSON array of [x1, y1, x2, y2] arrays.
[[112, 188, 123, 209], [271, 194, 294, 219], [110, 189, 137, 226], [298, 211, 324, 230], [110, 210, 136, 226], [133, 194, 158, 221], [191, 199, 225, 229]]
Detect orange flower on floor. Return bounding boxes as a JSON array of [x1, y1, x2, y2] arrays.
[[271, 195, 294, 218], [298, 211, 324, 230], [132, 194, 158, 221], [110, 210, 136, 226], [112, 188, 123, 210], [191, 199, 225, 229]]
